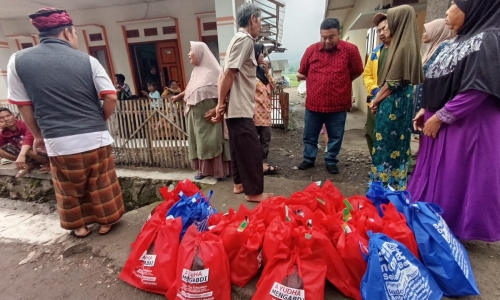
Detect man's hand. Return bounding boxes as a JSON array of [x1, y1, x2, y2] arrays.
[[212, 103, 226, 123], [33, 137, 47, 155], [204, 108, 216, 123], [15, 154, 27, 170], [296, 73, 306, 82]]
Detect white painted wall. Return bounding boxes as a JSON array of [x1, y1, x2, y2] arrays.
[[0, 25, 10, 101], [0, 0, 216, 94]]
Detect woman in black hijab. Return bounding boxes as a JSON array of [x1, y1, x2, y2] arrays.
[[409, 0, 500, 242], [253, 44, 277, 175]]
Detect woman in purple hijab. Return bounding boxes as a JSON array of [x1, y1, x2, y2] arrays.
[[409, 0, 500, 242]]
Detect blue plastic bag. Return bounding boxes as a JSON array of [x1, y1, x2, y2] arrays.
[[366, 184, 480, 297], [366, 182, 412, 222], [361, 232, 443, 300], [409, 202, 480, 297], [166, 190, 216, 239]]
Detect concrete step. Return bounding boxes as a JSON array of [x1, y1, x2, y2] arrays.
[[0, 198, 66, 244]]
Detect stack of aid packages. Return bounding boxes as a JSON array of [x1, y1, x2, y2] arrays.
[[119, 179, 481, 300]]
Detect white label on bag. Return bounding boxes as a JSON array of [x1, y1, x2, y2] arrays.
[[182, 268, 210, 284], [379, 242, 433, 299], [270, 282, 305, 300], [432, 215, 470, 279], [139, 251, 157, 267]]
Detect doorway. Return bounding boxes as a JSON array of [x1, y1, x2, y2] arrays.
[[129, 40, 184, 95]]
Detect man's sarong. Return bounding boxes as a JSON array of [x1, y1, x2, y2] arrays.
[[49, 145, 124, 230]]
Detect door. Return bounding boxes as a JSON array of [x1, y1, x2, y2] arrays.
[[156, 41, 184, 89]]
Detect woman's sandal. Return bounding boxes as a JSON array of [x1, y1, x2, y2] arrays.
[[194, 173, 206, 180], [70, 227, 92, 238], [263, 165, 279, 175]]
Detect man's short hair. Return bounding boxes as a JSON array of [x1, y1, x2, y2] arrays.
[[373, 13, 388, 26], [236, 3, 261, 28], [320, 18, 340, 31], [0, 107, 13, 115], [115, 74, 126, 82], [38, 25, 73, 38]]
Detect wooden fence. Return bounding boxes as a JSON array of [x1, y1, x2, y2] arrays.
[[2, 91, 289, 168]]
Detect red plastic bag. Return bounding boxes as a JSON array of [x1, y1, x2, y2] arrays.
[[293, 226, 361, 300], [253, 241, 327, 300], [217, 204, 266, 287], [252, 198, 287, 226], [131, 200, 175, 248], [320, 180, 345, 213], [262, 217, 294, 266], [120, 216, 182, 295], [380, 202, 420, 258], [346, 195, 378, 213], [336, 225, 369, 298], [159, 179, 200, 203], [349, 207, 384, 239], [167, 226, 231, 300]]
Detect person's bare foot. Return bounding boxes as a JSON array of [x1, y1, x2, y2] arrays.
[[233, 184, 244, 194], [246, 193, 274, 203], [99, 225, 113, 235]]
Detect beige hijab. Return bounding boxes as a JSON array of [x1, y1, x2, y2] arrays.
[[378, 5, 424, 86], [421, 19, 455, 65], [184, 41, 220, 107]]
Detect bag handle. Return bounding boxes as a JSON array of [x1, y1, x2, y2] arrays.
[[414, 202, 443, 215], [361, 231, 373, 261]]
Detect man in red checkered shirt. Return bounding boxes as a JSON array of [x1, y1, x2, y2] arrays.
[[297, 18, 363, 174]]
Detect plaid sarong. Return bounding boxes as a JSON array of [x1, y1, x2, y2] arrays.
[[50, 145, 124, 230]]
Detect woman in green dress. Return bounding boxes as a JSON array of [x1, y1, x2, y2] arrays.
[[369, 5, 424, 190], [172, 41, 230, 180]]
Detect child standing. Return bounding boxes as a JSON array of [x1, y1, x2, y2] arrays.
[[142, 83, 162, 109]]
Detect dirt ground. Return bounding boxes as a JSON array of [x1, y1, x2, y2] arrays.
[[266, 88, 371, 193]]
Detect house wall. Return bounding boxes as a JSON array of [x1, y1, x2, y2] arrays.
[[0, 0, 217, 95], [0, 25, 9, 101]]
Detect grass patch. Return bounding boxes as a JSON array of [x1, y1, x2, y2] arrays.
[[282, 73, 299, 88]]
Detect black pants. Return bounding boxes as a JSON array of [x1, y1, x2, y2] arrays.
[[226, 118, 264, 196], [256, 126, 272, 161]]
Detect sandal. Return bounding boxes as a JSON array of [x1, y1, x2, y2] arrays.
[[194, 173, 206, 180], [0, 158, 13, 165], [263, 165, 279, 175], [70, 227, 92, 238]]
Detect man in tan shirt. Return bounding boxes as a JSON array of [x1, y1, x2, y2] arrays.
[[213, 3, 272, 202]]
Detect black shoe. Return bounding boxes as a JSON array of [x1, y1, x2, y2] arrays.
[[326, 164, 339, 174], [298, 161, 315, 170]]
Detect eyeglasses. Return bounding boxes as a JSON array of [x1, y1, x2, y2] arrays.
[[376, 25, 387, 34]]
